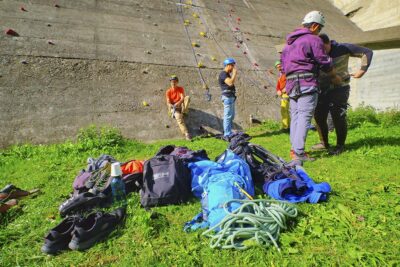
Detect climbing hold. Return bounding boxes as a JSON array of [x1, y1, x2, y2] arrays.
[[47, 23, 52, 27], [239, 40, 243, 44], [20, 60, 28, 64], [236, 45, 240, 48], [185, 0, 192, 5], [192, 42, 199, 48], [235, 27, 240, 31], [199, 31, 206, 37], [202, 84, 209, 90], [230, 9, 235, 12], [243, 51, 247, 55], [146, 15, 151, 19], [237, 18, 241, 21], [253, 63, 259, 67], [264, 85, 268, 89], [54, 4, 60, 8], [197, 62, 205, 68], [246, 38, 250, 41], [153, 23, 158, 26], [142, 101, 149, 107], [192, 13, 199, 18], [144, 50, 152, 54], [47, 40, 55, 45], [20, 6, 27, 12], [165, 124, 170, 128], [211, 56, 217, 61], [184, 19, 190, 26], [4, 29, 19, 36]]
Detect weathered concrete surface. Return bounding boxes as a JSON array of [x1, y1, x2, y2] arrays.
[[348, 48, 400, 110], [328, 0, 400, 31], [0, 0, 386, 147]]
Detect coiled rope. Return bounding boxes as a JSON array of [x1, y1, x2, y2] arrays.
[[202, 199, 298, 250]]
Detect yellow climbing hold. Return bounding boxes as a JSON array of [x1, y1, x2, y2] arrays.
[[211, 56, 217, 61], [192, 13, 199, 18], [199, 31, 206, 37], [202, 84, 209, 90], [142, 101, 149, 107], [198, 62, 204, 68], [192, 42, 199, 47], [184, 19, 190, 26], [185, 0, 192, 5]]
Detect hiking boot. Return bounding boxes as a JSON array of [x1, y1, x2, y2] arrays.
[[41, 216, 82, 254], [329, 146, 345, 156], [294, 152, 315, 162], [0, 199, 18, 213], [68, 207, 126, 251], [290, 149, 295, 159], [0, 184, 39, 200], [59, 192, 109, 217], [311, 143, 329, 151]]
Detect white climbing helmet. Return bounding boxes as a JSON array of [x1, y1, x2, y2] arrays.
[[302, 11, 325, 26]]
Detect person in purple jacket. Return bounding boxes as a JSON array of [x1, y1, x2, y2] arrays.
[[312, 34, 373, 155], [281, 11, 342, 163]]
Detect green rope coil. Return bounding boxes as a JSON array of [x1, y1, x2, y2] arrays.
[[202, 199, 298, 250]]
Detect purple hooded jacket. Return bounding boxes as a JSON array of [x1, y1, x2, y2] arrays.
[[281, 28, 333, 94]]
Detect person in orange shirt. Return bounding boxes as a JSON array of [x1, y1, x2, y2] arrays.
[[275, 60, 290, 131], [166, 75, 191, 140]]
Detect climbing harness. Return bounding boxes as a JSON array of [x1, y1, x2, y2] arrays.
[[202, 199, 298, 250], [176, 0, 211, 101]]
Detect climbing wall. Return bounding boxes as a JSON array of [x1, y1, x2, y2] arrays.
[[0, 0, 363, 147]]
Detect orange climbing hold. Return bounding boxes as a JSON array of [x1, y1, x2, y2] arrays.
[[237, 18, 241, 21]]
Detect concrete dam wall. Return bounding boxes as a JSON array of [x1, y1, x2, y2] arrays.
[[0, 0, 387, 147]]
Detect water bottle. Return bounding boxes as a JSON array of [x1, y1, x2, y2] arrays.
[[110, 163, 127, 207]]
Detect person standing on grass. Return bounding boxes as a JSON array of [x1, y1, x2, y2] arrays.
[[275, 60, 290, 132], [219, 58, 237, 138], [312, 33, 373, 155], [281, 10, 342, 163], [166, 75, 191, 140]]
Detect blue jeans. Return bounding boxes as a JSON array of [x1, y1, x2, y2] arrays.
[[221, 95, 235, 136]]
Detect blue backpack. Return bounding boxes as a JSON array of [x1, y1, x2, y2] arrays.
[[185, 150, 255, 231]]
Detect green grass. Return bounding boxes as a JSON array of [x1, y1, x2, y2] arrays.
[[1, 108, 399, 266]]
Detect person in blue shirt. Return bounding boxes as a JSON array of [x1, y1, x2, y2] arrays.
[[219, 58, 237, 138], [313, 34, 373, 155]]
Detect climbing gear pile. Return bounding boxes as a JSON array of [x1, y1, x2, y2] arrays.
[[202, 199, 298, 250]]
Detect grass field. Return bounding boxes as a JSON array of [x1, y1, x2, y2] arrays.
[[1, 107, 399, 266]]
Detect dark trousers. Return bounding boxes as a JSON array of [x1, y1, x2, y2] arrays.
[[314, 86, 350, 147]]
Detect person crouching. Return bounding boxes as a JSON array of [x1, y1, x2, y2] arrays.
[[166, 75, 191, 140]]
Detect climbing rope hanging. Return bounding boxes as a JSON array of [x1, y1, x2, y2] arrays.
[[192, 0, 275, 93], [202, 199, 298, 250], [176, 0, 211, 101]]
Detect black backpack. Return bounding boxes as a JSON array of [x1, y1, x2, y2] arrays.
[[227, 133, 288, 184], [140, 155, 191, 208]]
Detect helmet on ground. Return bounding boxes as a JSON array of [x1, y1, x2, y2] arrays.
[[274, 60, 281, 68], [302, 11, 325, 26], [223, 58, 236, 66], [169, 75, 178, 81]]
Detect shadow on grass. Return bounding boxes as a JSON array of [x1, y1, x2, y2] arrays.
[[345, 136, 400, 151], [251, 129, 289, 138]]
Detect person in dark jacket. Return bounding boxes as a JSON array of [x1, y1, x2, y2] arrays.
[[281, 11, 342, 163], [312, 34, 373, 155], [219, 58, 238, 138]]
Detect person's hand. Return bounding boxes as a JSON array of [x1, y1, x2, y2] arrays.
[[350, 69, 366, 79], [331, 74, 342, 86], [232, 65, 237, 75], [277, 90, 282, 96]]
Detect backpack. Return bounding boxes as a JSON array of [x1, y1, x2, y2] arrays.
[[227, 133, 286, 184], [140, 155, 191, 208], [155, 145, 209, 164]]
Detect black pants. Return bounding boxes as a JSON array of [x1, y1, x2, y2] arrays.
[[314, 86, 350, 147]]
